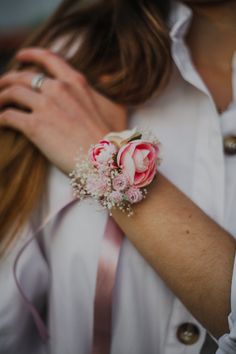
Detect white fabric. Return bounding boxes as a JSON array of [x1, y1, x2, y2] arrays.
[[0, 2, 236, 354]]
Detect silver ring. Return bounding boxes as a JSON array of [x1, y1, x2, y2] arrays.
[[31, 73, 46, 92]]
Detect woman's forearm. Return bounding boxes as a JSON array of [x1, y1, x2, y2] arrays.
[[112, 174, 236, 338]]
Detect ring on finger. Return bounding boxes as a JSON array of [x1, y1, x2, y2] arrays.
[[31, 73, 46, 92]]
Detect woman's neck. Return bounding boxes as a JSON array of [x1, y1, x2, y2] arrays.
[[186, 1, 236, 69], [184, 1, 236, 113]]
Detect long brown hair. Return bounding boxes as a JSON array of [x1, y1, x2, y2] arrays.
[[0, 0, 172, 255]]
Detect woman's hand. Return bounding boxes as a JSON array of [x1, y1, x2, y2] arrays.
[[0, 48, 127, 174]]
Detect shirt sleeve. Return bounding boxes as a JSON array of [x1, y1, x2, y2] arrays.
[[216, 253, 236, 354]]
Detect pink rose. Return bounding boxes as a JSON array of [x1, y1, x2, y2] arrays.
[[86, 174, 108, 196], [125, 187, 143, 203], [117, 140, 159, 188], [112, 174, 129, 192], [109, 191, 123, 204], [89, 140, 118, 169]]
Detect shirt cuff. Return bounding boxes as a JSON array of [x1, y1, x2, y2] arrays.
[[216, 252, 236, 354]]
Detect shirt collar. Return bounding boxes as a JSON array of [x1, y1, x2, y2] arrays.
[[167, 1, 214, 97], [167, 1, 236, 106], [168, 1, 193, 42]]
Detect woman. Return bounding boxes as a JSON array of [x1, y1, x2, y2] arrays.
[[0, 0, 235, 353]]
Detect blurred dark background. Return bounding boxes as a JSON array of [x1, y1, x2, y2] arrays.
[[0, 0, 63, 73]]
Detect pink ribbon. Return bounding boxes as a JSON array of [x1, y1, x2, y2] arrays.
[[13, 229, 50, 342], [13, 199, 78, 343], [13, 209, 124, 354], [92, 216, 124, 354]]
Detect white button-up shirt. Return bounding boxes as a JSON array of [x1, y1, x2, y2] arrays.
[[0, 2, 235, 354]]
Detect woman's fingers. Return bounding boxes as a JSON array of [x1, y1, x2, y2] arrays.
[[0, 67, 95, 111], [0, 71, 39, 90], [0, 69, 127, 133], [16, 48, 86, 84], [0, 108, 32, 136], [0, 71, 45, 102], [0, 85, 43, 111], [14, 48, 124, 121], [0, 71, 69, 104], [15, 48, 94, 107], [0, 72, 93, 119]]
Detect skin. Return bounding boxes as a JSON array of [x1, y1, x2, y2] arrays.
[[0, 0, 235, 340], [0, 49, 126, 174], [113, 0, 236, 337], [184, 0, 236, 112]]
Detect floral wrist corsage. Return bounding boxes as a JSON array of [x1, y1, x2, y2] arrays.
[[69, 128, 161, 216]]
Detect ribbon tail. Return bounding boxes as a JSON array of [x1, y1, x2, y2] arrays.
[[92, 216, 124, 354], [29, 305, 50, 342], [12, 199, 78, 343], [13, 228, 49, 343]]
